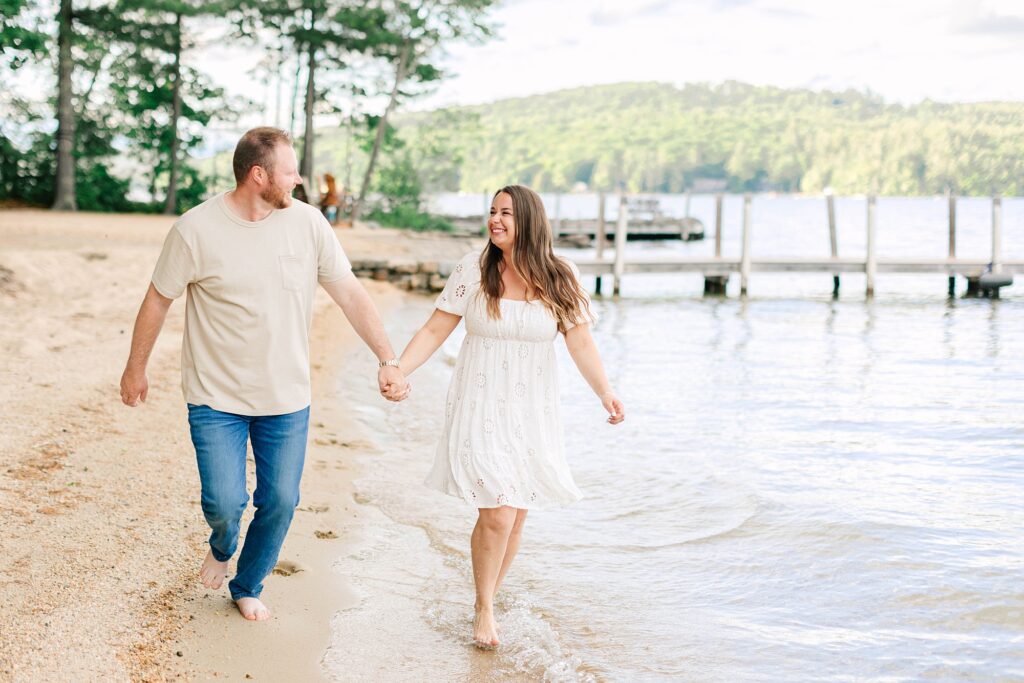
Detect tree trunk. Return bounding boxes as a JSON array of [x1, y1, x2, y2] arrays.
[[299, 41, 315, 187], [163, 13, 182, 215], [352, 42, 411, 224], [52, 0, 76, 211], [289, 46, 302, 137]]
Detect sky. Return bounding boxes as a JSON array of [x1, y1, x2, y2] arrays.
[[193, 0, 1024, 123]]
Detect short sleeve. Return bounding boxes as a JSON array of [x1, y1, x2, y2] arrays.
[[316, 215, 353, 283], [435, 252, 478, 316], [151, 226, 196, 299], [562, 259, 599, 332]]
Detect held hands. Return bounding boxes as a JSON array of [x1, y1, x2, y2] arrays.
[[120, 366, 149, 407], [600, 391, 625, 425], [378, 364, 411, 402]]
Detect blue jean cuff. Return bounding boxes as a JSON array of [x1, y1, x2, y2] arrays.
[[231, 591, 261, 601], [210, 546, 232, 563]]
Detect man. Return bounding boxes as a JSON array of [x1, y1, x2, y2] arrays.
[[119, 127, 409, 621]]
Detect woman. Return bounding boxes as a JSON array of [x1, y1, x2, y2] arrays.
[[398, 185, 625, 649]]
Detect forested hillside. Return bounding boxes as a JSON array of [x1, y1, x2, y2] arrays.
[[335, 81, 1024, 196]]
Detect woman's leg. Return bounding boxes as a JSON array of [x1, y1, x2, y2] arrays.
[[493, 509, 528, 596], [471, 506, 516, 646]]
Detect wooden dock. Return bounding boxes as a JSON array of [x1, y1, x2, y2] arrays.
[[585, 194, 1018, 298], [444, 192, 704, 241]]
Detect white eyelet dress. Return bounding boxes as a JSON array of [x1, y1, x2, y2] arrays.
[[424, 252, 597, 509]]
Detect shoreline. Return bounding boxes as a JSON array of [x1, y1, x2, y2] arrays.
[[0, 208, 475, 681], [177, 281, 406, 681]]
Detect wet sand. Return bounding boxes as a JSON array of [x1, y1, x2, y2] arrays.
[[0, 209, 477, 681]]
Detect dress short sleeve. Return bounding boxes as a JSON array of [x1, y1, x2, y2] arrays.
[[562, 259, 599, 332], [435, 252, 479, 316], [151, 225, 196, 299]]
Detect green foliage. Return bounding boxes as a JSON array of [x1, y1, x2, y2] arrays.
[[100, 0, 234, 211], [387, 81, 1024, 196], [362, 118, 451, 232], [0, 0, 47, 68], [74, 162, 138, 212], [368, 203, 452, 232]]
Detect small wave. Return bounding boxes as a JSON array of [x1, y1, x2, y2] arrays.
[[425, 592, 600, 683]]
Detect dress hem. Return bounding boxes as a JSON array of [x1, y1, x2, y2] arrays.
[[423, 480, 583, 511]]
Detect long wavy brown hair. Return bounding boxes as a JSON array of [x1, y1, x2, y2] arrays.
[[479, 185, 592, 333]]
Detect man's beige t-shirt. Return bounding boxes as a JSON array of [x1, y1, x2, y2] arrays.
[[151, 192, 352, 416]]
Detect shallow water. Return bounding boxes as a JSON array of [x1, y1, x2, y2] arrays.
[[327, 199, 1023, 681]]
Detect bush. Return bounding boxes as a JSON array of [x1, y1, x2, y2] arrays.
[[368, 204, 452, 232]]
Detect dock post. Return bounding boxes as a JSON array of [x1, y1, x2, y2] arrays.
[[595, 191, 606, 295], [613, 194, 628, 295], [948, 192, 956, 297], [866, 194, 877, 298], [740, 194, 752, 296], [827, 192, 839, 297], [992, 196, 1003, 274], [987, 196, 1003, 298], [482, 190, 490, 235], [703, 194, 728, 295], [554, 191, 563, 235], [714, 194, 723, 259]]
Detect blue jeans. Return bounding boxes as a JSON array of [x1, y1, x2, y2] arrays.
[[187, 403, 310, 601]]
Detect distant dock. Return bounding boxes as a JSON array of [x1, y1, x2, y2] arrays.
[[442, 193, 705, 242], [576, 194, 1017, 298]]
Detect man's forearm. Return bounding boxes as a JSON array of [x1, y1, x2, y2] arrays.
[[126, 284, 172, 371], [333, 280, 396, 361]]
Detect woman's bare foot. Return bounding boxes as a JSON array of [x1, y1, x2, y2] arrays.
[[200, 549, 229, 589], [235, 597, 271, 621], [473, 606, 499, 649]]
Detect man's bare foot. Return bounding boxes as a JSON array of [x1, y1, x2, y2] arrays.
[[200, 549, 229, 589], [473, 606, 499, 649], [235, 597, 271, 621]]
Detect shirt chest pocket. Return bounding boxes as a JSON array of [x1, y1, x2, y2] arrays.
[[279, 255, 306, 292]]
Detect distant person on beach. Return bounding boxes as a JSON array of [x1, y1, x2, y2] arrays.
[[118, 127, 410, 622], [397, 184, 625, 648], [319, 173, 341, 225]]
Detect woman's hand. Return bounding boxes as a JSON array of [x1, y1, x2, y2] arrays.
[[601, 391, 625, 425]]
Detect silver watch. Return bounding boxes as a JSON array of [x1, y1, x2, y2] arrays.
[[378, 358, 400, 368]]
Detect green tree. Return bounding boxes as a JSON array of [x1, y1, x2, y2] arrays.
[[100, 0, 233, 213], [351, 0, 496, 222], [238, 0, 391, 184], [52, 0, 76, 210]]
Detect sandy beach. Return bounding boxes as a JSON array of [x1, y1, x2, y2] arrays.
[[0, 209, 480, 681]]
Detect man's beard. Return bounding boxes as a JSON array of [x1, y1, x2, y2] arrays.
[[260, 184, 292, 209]]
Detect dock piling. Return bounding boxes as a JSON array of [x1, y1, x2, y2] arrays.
[[740, 194, 752, 296], [866, 194, 877, 297], [613, 194, 628, 295], [948, 192, 957, 297], [827, 192, 839, 297], [703, 194, 728, 295], [595, 191, 607, 295]]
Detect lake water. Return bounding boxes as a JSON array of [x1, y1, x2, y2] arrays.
[[326, 196, 1023, 681]]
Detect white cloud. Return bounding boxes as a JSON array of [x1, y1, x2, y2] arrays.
[[406, 0, 1024, 108], [178, 0, 1024, 127]]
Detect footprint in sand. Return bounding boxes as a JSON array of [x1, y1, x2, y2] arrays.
[[272, 560, 308, 577], [298, 504, 330, 513], [314, 530, 338, 540]]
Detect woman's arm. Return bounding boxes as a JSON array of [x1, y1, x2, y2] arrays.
[[399, 309, 463, 376], [564, 324, 625, 424]]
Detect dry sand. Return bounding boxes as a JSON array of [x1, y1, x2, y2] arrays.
[[0, 209, 477, 681]]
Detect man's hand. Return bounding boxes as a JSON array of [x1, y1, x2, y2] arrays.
[[378, 365, 410, 402], [120, 366, 149, 407]]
